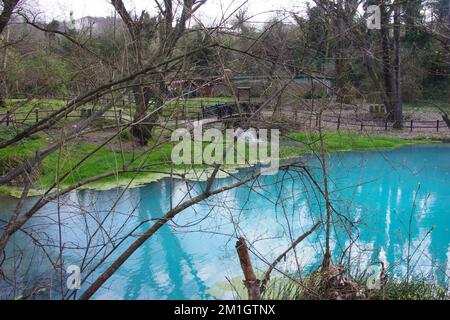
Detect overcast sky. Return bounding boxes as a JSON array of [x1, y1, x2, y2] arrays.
[[31, 0, 311, 23]]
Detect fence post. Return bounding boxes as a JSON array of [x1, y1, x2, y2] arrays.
[[35, 109, 39, 123], [119, 109, 122, 123], [6, 111, 10, 126], [337, 116, 341, 130], [360, 121, 364, 131], [410, 120, 413, 132], [437, 120, 439, 132], [315, 114, 319, 127], [385, 120, 388, 131]]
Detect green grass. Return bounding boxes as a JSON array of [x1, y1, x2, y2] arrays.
[[2, 97, 239, 123], [4, 98, 448, 126], [366, 280, 448, 300], [5, 98, 68, 115], [0, 128, 174, 191], [3, 99, 86, 125], [0, 129, 435, 196], [2, 98, 138, 126], [38, 141, 176, 188], [403, 100, 450, 114], [0, 130, 47, 184], [280, 131, 430, 158], [208, 273, 448, 300], [6, 98, 66, 111]]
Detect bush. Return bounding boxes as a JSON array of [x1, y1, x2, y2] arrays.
[[303, 90, 329, 99]]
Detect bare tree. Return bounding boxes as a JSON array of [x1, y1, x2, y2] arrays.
[[111, 0, 205, 145], [0, 0, 20, 108]]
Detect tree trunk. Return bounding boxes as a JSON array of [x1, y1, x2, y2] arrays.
[[334, 7, 349, 104], [131, 75, 167, 146], [111, 0, 198, 146], [380, 2, 395, 119], [0, 0, 19, 35], [318, 114, 332, 271], [236, 237, 261, 300], [439, 107, 450, 129], [393, 0, 403, 128], [131, 76, 153, 145], [0, 71, 6, 108], [0, 6, 14, 109]]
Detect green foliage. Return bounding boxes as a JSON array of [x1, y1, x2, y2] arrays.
[[184, 30, 216, 76], [46, 19, 60, 32], [7, 52, 71, 96], [367, 280, 448, 300], [302, 90, 329, 99], [119, 129, 132, 141], [216, 270, 449, 300], [262, 275, 449, 300]]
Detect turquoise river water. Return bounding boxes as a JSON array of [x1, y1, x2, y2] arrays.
[[0, 144, 449, 299]]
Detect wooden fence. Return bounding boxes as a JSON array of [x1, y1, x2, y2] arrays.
[[0, 108, 129, 126], [0, 105, 446, 133], [296, 111, 444, 132]]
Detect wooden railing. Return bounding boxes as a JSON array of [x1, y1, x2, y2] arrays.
[[0, 104, 446, 133], [294, 111, 444, 132]]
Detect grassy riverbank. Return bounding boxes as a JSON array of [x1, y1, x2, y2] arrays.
[[0, 130, 435, 197], [280, 131, 431, 158], [209, 272, 449, 300]]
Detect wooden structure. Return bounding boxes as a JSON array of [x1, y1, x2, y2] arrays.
[[237, 87, 251, 103]]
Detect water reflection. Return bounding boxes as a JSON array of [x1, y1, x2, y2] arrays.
[[0, 144, 449, 299]]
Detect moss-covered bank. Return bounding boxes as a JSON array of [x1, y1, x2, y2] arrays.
[[0, 130, 436, 197]]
